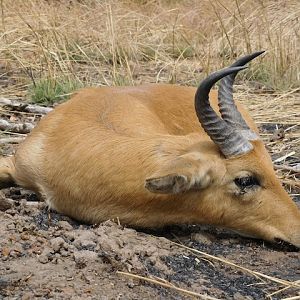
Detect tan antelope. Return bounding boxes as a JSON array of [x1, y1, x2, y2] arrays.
[[0, 51, 299, 248]]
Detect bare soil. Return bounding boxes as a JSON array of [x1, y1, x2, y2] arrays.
[[0, 188, 299, 300]]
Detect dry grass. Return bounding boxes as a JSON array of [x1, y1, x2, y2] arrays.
[[117, 271, 220, 299], [0, 0, 299, 101], [235, 86, 300, 200]]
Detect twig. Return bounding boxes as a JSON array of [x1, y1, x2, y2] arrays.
[[281, 180, 300, 189], [116, 271, 220, 299], [0, 119, 34, 134], [281, 296, 300, 300], [267, 280, 300, 298], [273, 152, 296, 163], [0, 137, 25, 144], [0, 97, 53, 114], [23, 273, 33, 282], [1, 131, 27, 136], [274, 164, 300, 174], [272, 88, 300, 101]]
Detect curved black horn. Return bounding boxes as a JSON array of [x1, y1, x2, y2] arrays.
[[218, 51, 265, 140], [195, 66, 254, 158]]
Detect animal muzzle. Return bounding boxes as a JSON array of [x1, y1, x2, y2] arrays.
[[273, 222, 300, 250], [283, 231, 300, 249]]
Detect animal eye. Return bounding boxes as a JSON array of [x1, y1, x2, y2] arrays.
[[234, 176, 260, 189]]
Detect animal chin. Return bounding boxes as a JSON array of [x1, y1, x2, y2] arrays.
[[233, 229, 299, 250]]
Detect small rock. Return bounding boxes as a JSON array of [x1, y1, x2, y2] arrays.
[[21, 292, 34, 300], [57, 220, 73, 231], [2, 247, 10, 257], [233, 292, 251, 300], [50, 237, 65, 253], [36, 236, 45, 243], [60, 249, 69, 257], [73, 250, 98, 269], [73, 230, 97, 249], [5, 208, 17, 216], [269, 127, 285, 142], [81, 239, 96, 249], [20, 233, 30, 241], [0, 192, 13, 211], [54, 258, 63, 264], [19, 223, 36, 232], [127, 280, 135, 288], [190, 232, 214, 245], [145, 245, 157, 256], [38, 248, 52, 264], [37, 230, 49, 238], [6, 223, 16, 230], [64, 231, 75, 241], [34, 288, 50, 297]]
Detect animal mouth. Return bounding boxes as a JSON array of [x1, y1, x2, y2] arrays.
[[274, 238, 299, 252]]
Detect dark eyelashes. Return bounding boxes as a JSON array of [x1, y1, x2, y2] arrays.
[[234, 176, 260, 189]]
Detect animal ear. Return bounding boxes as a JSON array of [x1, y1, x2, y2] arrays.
[[145, 174, 190, 194], [144, 152, 221, 195]]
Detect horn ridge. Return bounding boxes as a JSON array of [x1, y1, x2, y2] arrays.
[[195, 66, 253, 158], [218, 51, 264, 138]]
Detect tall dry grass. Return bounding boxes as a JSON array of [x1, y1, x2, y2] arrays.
[[0, 0, 299, 100]]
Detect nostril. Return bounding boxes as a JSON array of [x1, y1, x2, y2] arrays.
[[274, 238, 299, 252]]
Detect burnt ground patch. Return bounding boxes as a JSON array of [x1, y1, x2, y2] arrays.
[[162, 254, 269, 299], [1, 191, 300, 299], [143, 224, 300, 298], [32, 207, 87, 231]]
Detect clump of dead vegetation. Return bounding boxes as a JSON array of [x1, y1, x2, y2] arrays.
[[0, 0, 299, 102]]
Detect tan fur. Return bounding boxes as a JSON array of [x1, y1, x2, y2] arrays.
[[1, 84, 299, 247]]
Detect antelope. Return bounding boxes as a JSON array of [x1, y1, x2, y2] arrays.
[[0, 51, 299, 248]]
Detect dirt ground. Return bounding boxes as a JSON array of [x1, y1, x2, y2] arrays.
[[0, 92, 299, 300], [0, 188, 299, 300]]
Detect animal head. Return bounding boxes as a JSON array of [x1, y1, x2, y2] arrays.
[[145, 51, 300, 248]]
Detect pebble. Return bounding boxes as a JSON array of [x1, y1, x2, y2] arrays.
[[6, 223, 16, 230], [233, 292, 253, 300], [50, 237, 66, 253], [38, 249, 51, 264], [190, 232, 214, 245], [5, 209, 17, 216], [64, 231, 75, 241], [0, 193, 13, 211], [57, 220, 73, 231], [81, 239, 96, 249], [73, 231, 97, 249], [60, 249, 69, 257], [127, 280, 135, 289], [73, 250, 98, 269], [20, 233, 30, 241], [21, 292, 35, 300]]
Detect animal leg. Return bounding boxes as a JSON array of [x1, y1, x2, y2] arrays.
[[0, 156, 16, 188]]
